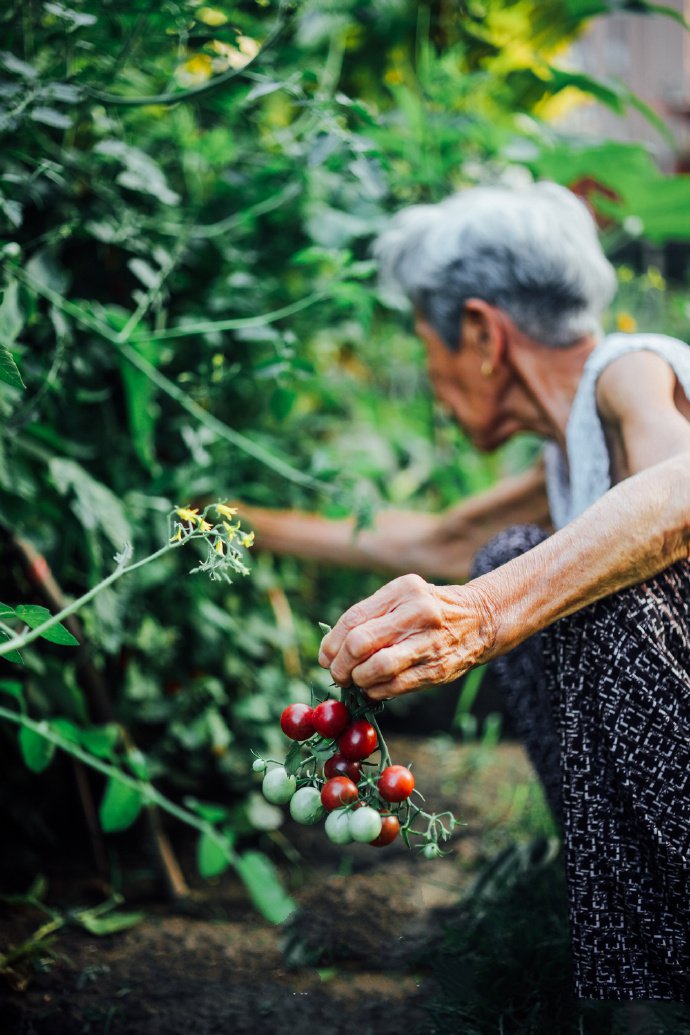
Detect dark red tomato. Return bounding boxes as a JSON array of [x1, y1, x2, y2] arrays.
[[337, 719, 378, 761], [311, 699, 350, 739], [324, 753, 362, 783], [280, 703, 315, 741], [320, 776, 359, 812], [378, 765, 415, 803], [370, 814, 400, 847]]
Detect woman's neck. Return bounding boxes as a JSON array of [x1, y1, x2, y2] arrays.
[[505, 332, 599, 449]]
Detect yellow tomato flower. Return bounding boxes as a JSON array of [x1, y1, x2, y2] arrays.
[[176, 506, 200, 523], [214, 538, 225, 556], [198, 518, 213, 533], [215, 503, 239, 520], [616, 312, 637, 333], [241, 531, 255, 548], [170, 526, 183, 543]]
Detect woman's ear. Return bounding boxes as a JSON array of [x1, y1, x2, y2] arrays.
[[461, 298, 505, 367]]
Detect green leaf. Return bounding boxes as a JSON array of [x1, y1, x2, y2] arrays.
[[183, 797, 231, 824], [78, 725, 120, 759], [19, 724, 55, 773], [197, 829, 233, 878], [14, 605, 79, 646], [0, 344, 24, 390], [50, 717, 81, 743], [49, 458, 131, 549], [0, 680, 23, 699], [76, 908, 145, 935], [284, 740, 302, 777], [0, 280, 23, 346], [99, 778, 143, 833], [234, 850, 296, 924], [30, 106, 73, 129], [269, 386, 296, 421], [0, 630, 23, 665], [0, 602, 16, 619]]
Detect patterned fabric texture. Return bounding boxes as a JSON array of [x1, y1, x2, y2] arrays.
[[472, 526, 690, 1003]]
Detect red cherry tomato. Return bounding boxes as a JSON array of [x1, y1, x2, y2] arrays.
[[337, 719, 378, 761], [280, 703, 315, 741], [324, 753, 362, 783], [370, 814, 400, 847], [320, 776, 359, 812], [378, 765, 415, 803], [312, 699, 350, 739]]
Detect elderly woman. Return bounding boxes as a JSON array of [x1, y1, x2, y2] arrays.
[[240, 182, 690, 1005]]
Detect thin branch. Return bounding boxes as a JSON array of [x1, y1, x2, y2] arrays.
[[0, 541, 175, 658]]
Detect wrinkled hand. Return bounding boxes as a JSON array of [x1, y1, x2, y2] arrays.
[[318, 573, 497, 700]]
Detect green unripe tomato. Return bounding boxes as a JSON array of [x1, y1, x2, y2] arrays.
[[422, 842, 443, 860], [324, 809, 354, 845], [348, 806, 382, 843], [289, 786, 326, 825], [262, 766, 296, 805], [252, 758, 267, 773]]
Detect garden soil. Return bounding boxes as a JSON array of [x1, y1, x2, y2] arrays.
[[0, 738, 538, 1035]]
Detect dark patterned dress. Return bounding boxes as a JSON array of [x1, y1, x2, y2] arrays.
[[470, 334, 690, 1002], [473, 527, 690, 1002]]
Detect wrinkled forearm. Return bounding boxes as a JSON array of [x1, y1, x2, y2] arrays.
[[469, 452, 690, 660], [238, 463, 550, 582], [237, 503, 441, 575]]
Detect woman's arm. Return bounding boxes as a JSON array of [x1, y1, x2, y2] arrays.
[[236, 462, 549, 583], [319, 352, 690, 698]]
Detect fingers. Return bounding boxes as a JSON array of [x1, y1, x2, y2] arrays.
[[318, 573, 431, 677]]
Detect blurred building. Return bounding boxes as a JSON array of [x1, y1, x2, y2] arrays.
[[564, 0, 690, 172]]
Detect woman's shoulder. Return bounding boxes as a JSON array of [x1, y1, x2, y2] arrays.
[[587, 332, 690, 378]]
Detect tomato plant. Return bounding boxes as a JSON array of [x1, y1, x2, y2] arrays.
[[378, 765, 415, 803], [280, 704, 315, 742], [259, 684, 459, 854]]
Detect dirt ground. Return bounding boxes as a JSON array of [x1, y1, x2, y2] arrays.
[[0, 737, 540, 1035]]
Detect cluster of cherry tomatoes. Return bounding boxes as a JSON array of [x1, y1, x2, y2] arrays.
[[254, 693, 458, 855]]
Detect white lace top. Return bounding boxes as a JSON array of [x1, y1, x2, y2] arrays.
[[544, 332, 690, 529]]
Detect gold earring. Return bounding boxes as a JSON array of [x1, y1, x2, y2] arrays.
[[480, 359, 494, 378]]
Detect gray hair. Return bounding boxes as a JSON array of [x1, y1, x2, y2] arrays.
[[374, 181, 617, 349]]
